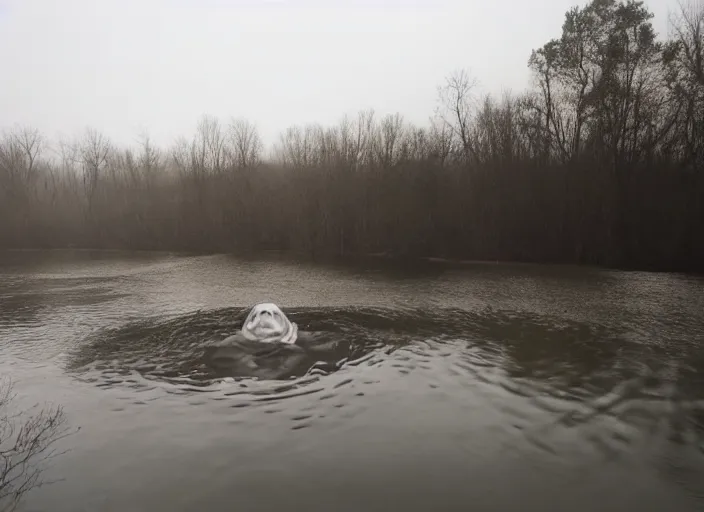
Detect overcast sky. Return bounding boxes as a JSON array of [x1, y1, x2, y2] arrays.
[[0, 0, 677, 151]]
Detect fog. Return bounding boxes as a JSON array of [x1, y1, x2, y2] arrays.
[[0, 0, 674, 148]]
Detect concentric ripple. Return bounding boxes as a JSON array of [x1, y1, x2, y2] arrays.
[[65, 307, 412, 390], [65, 305, 704, 440]]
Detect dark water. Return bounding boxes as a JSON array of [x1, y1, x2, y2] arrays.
[[1, 249, 704, 512]]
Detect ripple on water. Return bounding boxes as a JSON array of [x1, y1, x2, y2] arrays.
[[59, 305, 704, 466], [64, 307, 397, 404]]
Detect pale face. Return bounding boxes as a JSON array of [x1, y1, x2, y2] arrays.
[[241, 303, 298, 344]]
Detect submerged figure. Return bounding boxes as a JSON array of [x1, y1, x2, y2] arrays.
[[240, 302, 298, 344], [202, 302, 310, 380]]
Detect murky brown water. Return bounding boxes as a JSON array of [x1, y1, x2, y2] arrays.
[[1, 249, 703, 512]]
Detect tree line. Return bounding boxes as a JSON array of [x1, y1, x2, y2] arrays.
[[1, 0, 702, 272]]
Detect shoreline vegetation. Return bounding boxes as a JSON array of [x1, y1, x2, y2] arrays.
[[1, 0, 703, 273]]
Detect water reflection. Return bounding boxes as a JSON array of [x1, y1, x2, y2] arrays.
[[65, 304, 704, 458], [2, 250, 704, 511]]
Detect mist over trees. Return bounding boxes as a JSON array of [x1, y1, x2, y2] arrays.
[[1, 0, 702, 272]]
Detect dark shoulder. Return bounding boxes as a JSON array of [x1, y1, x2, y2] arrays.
[[208, 333, 248, 347]]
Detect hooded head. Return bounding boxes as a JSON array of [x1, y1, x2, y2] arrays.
[[241, 302, 298, 344]]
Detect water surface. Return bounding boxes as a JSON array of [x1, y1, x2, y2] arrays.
[[1, 249, 703, 512]]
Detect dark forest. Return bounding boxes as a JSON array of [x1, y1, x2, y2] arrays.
[[1, 0, 703, 272]]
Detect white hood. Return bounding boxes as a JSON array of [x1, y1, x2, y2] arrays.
[[241, 302, 298, 344]]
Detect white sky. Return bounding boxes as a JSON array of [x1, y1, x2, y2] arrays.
[[0, 0, 678, 151]]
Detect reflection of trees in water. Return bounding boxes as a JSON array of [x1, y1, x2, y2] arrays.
[[647, 370, 704, 508], [0, 279, 47, 328], [0, 250, 171, 331], [472, 311, 631, 390], [467, 309, 704, 399], [0, 378, 76, 512], [469, 309, 704, 490], [0, 276, 123, 346], [0, 249, 169, 270]]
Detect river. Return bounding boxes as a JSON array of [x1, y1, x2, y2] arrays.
[[1, 249, 703, 512]]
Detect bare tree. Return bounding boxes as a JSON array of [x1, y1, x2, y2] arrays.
[[350, 108, 376, 169], [0, 378, 75, 512], [436, 69, 479, 163], [373, 113, 406, 168], [274, 124, 323, 168], [170, 135, 194, 177], [427, 115, 454, 166], [331, 114, 362, 170], [80, 128, 111, 216], [52, 136, 84, 207], [8, 127, 43, 186], [136, 130, 162, 183], [0, 126, 45, 203], [196, 115, 228, 174], [666, 0, 704, 167], [668, 0, 704, 86], [227, 118, 262, 169]]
